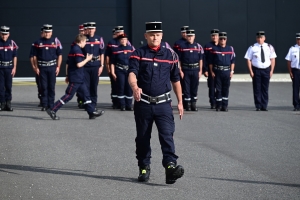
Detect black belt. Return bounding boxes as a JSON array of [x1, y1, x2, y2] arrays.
[[182, 63, 199, 69], [140, 92, 171, 104], [214, 65, 230, 71], [90, 56, 100, 62], [0, 61, 13, 66], [252, 66, 270, 70], [38, 60, 57, 66], [116, 63, 129, 70]]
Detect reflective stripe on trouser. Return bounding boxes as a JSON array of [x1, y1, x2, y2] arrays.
[[39, 66, 56, 109], [116, 68, 133, 107], [110, 73, 119, 106], [252, 66, 270, 109], [292, 68, 300, 108], [182, 69, 199, 102], [84, 67, 99, 108], [52, 82, 94, 114], [0, 68, 12, 102], [214, 69, 230, 108], [134, 101, 178, 167]]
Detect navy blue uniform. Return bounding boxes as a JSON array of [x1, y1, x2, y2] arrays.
[[33, 37, 62, 109], [51, 44, 94, 114], [111, 45, 134, 108], [204, 42, 217, 106], [29, 40, 42, 102], [0, 39, 17, 103], [209, 45, 235, 108], [128, 42, 180, 167], [83, 35, 105, 108], [178, 41, 203, 103]]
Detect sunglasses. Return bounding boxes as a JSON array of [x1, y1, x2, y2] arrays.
[[219, 38, 226, 40]]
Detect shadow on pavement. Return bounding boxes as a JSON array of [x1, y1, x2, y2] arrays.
[[200, 176, 300, 188], [0, 164, 166, 187]]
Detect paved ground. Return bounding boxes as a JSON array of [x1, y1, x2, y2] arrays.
[[0, 81, 299, 200]]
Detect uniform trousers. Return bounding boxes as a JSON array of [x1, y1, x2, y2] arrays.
[[252, 66, 270, 109], [207, 71, 216, 106], [214, 69, 230, 108], [35, 73, 42, 100], [0, 68, 12, 102], [110, 73, 119, 107], [52, 82, 94, 114], [84, 67, 99, 108], [292, 68, 300, 109], [115, 68, 132, 108], [134, 101, 178, 167], [182, 69, 199, 102], [39, 66, 56, 109]]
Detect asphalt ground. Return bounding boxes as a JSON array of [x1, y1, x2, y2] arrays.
[[0, 81, 299, 200]]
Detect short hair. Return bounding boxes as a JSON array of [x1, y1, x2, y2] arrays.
[[75, 34, 87, 43]]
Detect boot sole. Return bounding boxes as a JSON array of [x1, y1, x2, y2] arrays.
[[166, 165, 184, 184]]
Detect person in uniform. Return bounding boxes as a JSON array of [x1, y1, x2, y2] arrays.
[[173, 26, 189, 109], [30, 26, 44, 107], [46, 34, 104, 120], [285, 33, 300, 111], [84, 22, 105, 110], [128, 21, 184, 184], [203, 29, 219, 109], [0, 26, 18, 111], [244, 31, 277, 111], [78, 24, 84, 35], [110, 33, 134, 111], [177, 29, 203, 111], [209, 32, 235, 111]]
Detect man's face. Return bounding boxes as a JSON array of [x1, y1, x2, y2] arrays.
[[115, 31, 124, 37], [211, 34, 219, 43], [219, 37, 227, 46], [79, 30, 85, 35], [44, 31, 52, 39], [256, 36, 265, 44], [144, 32, 163, 47], [113, 33, 117, 38], [186, 35, 195, 44], [181, 32, 187, 39], [0, 33, 9, 41], [120, 38, 128, 46], [88, 28, 96, 36]]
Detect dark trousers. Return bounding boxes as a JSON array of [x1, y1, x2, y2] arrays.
[[252, 66, 270, 109], [214, 69, 231, 108], [52, 82, 94, 114], [115, 69, 132, 107], [180, 77, 185, 102], [110, 73, 119, 106], [207, 71, 216, 105], [0, 68, 12, 102], [39, 66, 56, 109], [182, 69, 199, 102], [84, 67, 99, 108], [134, 101, 178, 167], [292, 68, 300, 109], [35, 73, 42, 100]]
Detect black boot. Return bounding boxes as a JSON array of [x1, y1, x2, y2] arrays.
[[165, 162, 184, 184], [185, 102, 191, 111], [89, 110, 105, 119], [138, 165, 150, 182], [191, 102, 198, 111], [5, 101, 13, 111], [0, 102, 5, 111]]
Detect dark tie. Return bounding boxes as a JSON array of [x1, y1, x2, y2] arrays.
[[261, 45, 265, 63]]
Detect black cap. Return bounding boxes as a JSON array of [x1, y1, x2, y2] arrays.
[[87, 22, 96, 29], [0, 26, 10, 34], [114, 26, 124, 33], [43, 24, 53, 32], [181, 26, 189, 32], [211, 29, 219, 35], [83, 23, 88, 30], [186, 29, 195, 36], [117, 33, 128, 40], [145, 22, 162, 32], [296, 33, 300, 38], [256, 31, 265, 37], [219, 32, 227, 38]]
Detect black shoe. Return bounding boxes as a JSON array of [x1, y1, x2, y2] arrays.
[[125, 107, 133, 111], [46, 109, 60, 120], [261, 108, 268, 111], [191, 102, 198, 111], [165, 162, 184, 184], [89, 110, 105, 119], [5, 101, 13, 111], [216, 107, 220, 111], [221, 107, 228, 112], [0, 102, 6, 111], [256, 108, 261, 111], [138, 165, 150, 182], [41, 107, 47, 111], [211, 104, 216, 109], [293, 108, 300, 111], [185, 102, 191, 111], [120, 106, 126, 111]]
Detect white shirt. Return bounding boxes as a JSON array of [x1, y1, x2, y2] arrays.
[[285, 44, 300, 69], [244, 43, 277, 68]]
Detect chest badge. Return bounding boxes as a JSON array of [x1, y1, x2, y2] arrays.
[[154, 63, 158, 66]]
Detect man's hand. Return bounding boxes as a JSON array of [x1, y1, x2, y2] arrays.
[[290, 72, 294, 79], [11, 68, 16, 77], [56, 67, 60, 76], [211, 71, 215, 78], [249, 71, 254, 78], [65, 76, 69, 84], [35, 68, 40, 75], [112, 73, 117, 81], [180, 71, 184, 79], [178, 102, 183, 120], [204, 71, 208, 77], [86, 53, 93, 61], [270, 71, 273, 78], [230, 71, 234, 78], [133, 86, 142, 101], [98, 67, 103, 76]]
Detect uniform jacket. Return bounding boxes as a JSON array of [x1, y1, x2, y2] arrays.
[[0, 38, 18, 69], [209, 45, 236, 66], [84, 35, 104, 67], [67, 44, 85, 83]]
